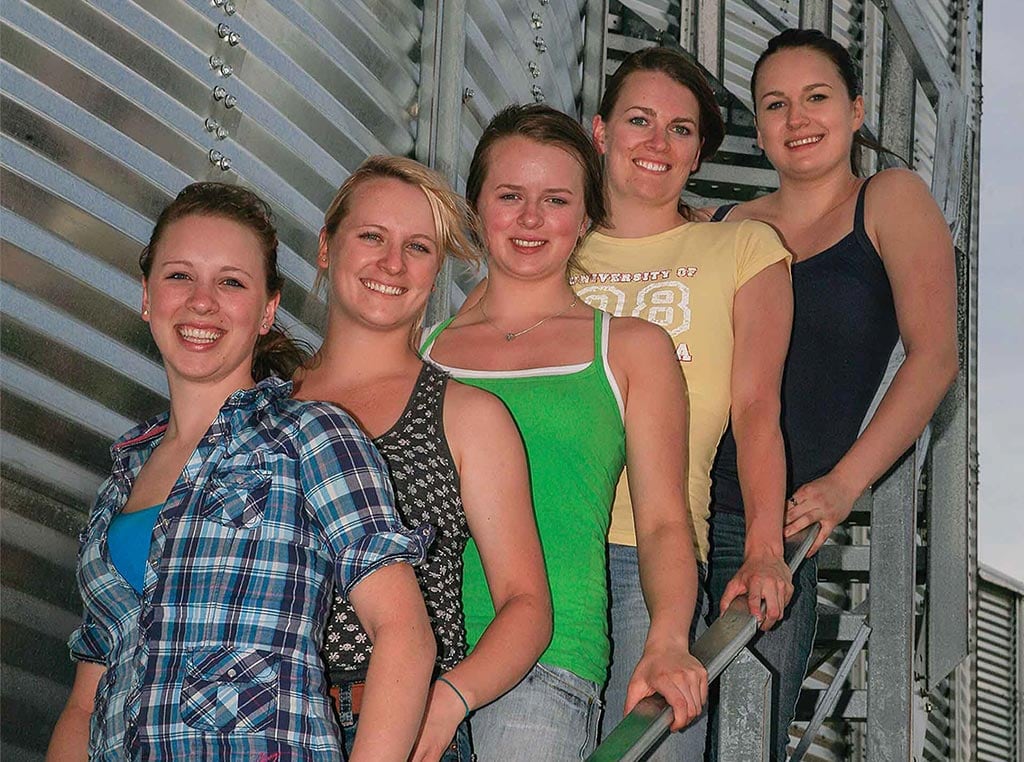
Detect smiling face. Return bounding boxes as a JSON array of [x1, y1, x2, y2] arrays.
[[142, 214, 279, 391], [593, 70, 703, 210], [319, 176, 440, 332], [753, 46, 865, 179], [475, 135, 588, 283]]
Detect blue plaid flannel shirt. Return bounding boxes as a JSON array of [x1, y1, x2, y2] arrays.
[[69, 377, 432, 760]]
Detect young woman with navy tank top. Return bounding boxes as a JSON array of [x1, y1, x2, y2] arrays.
[[704, 29, 959, 760], [421, 105, 707, 760], [292, 156, 549, 762]]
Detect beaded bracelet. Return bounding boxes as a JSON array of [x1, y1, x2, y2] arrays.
[[437, 675, 470, 719]]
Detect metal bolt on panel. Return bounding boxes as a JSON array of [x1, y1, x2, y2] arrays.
[[208, 149, 231, 171], [208, 56, 234, 77], [212, 87, 237, 109], [205, 117, 230, 139], [217, 23, 241, 46]]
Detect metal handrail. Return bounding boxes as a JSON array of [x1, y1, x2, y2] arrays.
[[587, 523, 821, 762]]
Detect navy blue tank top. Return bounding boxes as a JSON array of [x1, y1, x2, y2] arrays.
[[710, 176, 900, 514]]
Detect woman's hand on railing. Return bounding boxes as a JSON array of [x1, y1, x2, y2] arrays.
[[784, 470, 860, 556], [624, 638, 708, 732], [718, 551, 794, 631]]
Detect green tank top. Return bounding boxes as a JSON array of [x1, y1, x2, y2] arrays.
[[421, 309, 626, 684]]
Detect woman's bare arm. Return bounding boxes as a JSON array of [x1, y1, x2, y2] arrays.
[[410, 383, 551, 762], [719, 260, 794, 628], [46, 661, 105, 762], [348, 563, 436, 762], [610, 317, 707, 732]]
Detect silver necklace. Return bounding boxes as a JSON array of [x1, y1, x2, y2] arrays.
[[480, 294, 579, 342]]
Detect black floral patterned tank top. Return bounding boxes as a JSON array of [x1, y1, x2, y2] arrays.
[[323, 362, 468, 679]]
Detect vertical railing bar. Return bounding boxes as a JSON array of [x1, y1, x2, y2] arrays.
[[866, 452, 918, 761], [718, 649, 772, 762], [580, 0, 609, 126], [693, 0, 724, 83]]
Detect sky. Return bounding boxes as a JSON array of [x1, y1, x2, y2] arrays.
[[977, 0, 1024, 580]]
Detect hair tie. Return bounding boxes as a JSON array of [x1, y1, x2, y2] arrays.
[[437, 675, 470, 718]]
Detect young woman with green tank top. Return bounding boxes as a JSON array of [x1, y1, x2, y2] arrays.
[[420, 104, 707, 760]]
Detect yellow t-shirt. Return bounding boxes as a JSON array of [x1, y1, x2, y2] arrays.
[[573, 220, 791, 561]]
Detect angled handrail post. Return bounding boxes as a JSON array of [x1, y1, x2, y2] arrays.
[[587, 523, 821, 762]]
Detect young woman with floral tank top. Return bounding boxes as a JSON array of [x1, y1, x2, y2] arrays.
[[293, 155, 550, 762]]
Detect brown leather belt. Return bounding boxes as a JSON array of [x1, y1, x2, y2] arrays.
[[330, 681, 366, 717]]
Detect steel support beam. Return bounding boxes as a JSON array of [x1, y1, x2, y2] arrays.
[[677, 0, 696, 54], [926, 375, 971, 687], [799, 0, 833, 33], [867, 452, 918, 762], [878, 25, 915, 166], [717, 648, 772, 761], [874, 0, 966, 224], [415, 0, 467, 323], [693, 0, 724, 82], [581, 0, 609, 125]]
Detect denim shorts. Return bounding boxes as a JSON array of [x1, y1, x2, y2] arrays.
[[470, 662, 602, 760]]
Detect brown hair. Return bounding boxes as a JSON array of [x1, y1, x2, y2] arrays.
[[750, 28, 905, 174], [598, 46, 725, 171], [465, 103, 607, 275], [140, 182, 308, 380]]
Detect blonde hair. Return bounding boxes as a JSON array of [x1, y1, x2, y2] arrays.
[[312, 155, 483, 299]]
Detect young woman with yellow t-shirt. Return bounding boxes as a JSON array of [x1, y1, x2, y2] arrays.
[[573, 47, 794, 758]]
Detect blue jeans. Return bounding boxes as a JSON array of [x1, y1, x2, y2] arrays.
[[470, 662, 602, 760], [706, 510, 818, 762], [602, 543, 709, 760], [334, 680, 472, 762]]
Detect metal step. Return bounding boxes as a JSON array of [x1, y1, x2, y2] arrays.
[[794, 689, 868, 721], [815, 608, 868, 644]]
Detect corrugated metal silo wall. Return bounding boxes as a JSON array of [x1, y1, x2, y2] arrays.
[[976, 571, 1022, 761], [0, 1, 590, 757]]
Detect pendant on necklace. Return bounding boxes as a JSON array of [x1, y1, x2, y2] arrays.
[[505, 333, 516, 342]]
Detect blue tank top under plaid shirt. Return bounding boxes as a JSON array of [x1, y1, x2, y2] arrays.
[[323, 362, 469, 678]]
